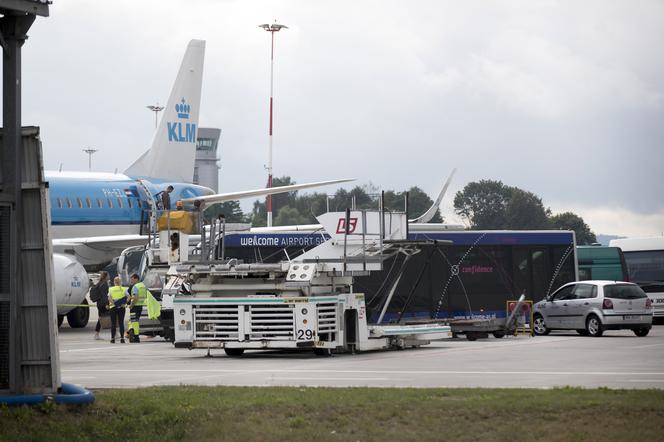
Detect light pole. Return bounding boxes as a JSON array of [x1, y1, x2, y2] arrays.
[[259, 21, 288, 227], [146, 103, 164, 129], [82, 147, 98, 171]]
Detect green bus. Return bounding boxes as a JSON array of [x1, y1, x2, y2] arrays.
[[577, 245, 629, 281]]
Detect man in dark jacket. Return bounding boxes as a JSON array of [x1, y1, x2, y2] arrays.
[[93, 271, 110, 340], [161, 185, 174, 210]]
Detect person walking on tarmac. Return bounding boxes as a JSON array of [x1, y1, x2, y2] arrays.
[[127, 273, 147, 343], [92, 271, 110, 340], [108, 276, 129, 344]]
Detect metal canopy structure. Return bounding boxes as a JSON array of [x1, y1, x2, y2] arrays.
[[0, 0, 55, 394]]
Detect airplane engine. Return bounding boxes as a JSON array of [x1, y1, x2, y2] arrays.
[[53, 253, 90, 328]]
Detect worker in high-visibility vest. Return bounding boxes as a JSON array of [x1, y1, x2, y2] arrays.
[[128, 273, 147, 343], [108, 276, 129, 344]]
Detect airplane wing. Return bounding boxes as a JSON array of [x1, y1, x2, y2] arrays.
[[52, 234, 149, 250], [409, 168, 457, 223], [180, 178, 355, 206]]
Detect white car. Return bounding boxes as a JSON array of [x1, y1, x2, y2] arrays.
[[533, 281, 653, 337]]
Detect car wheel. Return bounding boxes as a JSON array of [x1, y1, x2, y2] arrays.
[[576, 329, 589, 336], [492, 332, 506, 339], [586, 315, 603, 337], [633, 328, 650, 337], [533, 314, 550, 336], [224, 348, 244, 357]]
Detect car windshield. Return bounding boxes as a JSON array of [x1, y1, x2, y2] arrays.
[[603, 284, 647, 299]]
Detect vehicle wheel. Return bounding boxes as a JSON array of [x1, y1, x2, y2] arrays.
[[492, 332, 506, 339], [224, 348, 245, 357], [466, 333, 477, 341], [57, 315, 64, 327], [533, 314, 550, 336], [576, 329, 589, 336], [313, 348, 331, 356], [66, 299, 89, 328], [633, 328, 650, 337], [586, 315, 603, 337]]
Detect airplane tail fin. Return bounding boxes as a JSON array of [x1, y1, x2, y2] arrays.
[[409, 168, 457, 223], [125, 39, 206, 182]]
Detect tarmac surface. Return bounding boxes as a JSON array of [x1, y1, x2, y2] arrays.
[[58, 312, 664, 389]]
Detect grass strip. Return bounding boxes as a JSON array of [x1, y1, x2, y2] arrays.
[[1, 386, 663, 441]]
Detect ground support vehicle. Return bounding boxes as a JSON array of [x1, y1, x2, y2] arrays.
[[171, 209, 452, 356], [448, 295, 532, 340]]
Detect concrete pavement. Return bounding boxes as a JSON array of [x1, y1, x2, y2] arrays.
[[58, 317, 664, 389]]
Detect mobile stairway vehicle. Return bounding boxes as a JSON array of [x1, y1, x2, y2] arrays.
[[168, 207, 453, 356]]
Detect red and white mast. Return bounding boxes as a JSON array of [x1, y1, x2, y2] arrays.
[[259, 22, 288, 227]]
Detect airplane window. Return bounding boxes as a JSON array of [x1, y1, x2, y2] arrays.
[[56, 197, 63, 209], [117, 198, 123, 209], [97, 198, 103, 208], [76, 197, 83, 208], [66, 198, 72, 209], [85, 197, 92, 208], [107, 198, 113, 208], [127, 198, 133, 209]]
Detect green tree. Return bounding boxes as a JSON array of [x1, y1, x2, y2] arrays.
[[453, 180, 513, 229], [550, 212, 597, 245], [204, 200, 246, 223], [505, 189, 550, 230], [249, 176, 299, 226], [274, 205, 309, 226], [383, 186, 443, 222]]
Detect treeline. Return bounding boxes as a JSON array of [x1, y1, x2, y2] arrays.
[[454, 179, 597, 244], [204, 176, 597, 245]]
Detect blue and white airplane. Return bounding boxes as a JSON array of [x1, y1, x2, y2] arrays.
[[48, 40, 350, 327]]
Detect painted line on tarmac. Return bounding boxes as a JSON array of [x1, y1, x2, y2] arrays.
[[269, 377, 389, 381], [62, 368, 664, 376]]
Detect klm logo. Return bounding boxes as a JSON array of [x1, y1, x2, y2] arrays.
[[167, 98, 196, 143]]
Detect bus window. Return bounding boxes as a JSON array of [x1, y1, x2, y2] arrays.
[[97, 198, 103, 208], [117, 197, 123, 208], [65, 198, 72, 209], [107, 198, 113, 208], [127, 198, 133, 209], [622, 251, 664, 283], [76, 197, 83, 208], [85, 197, 92, 208], [577, 246, 628, 281], [56, 197, 63, 209]]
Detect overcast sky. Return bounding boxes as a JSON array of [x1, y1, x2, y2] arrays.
[[10, 0, 664, 237]]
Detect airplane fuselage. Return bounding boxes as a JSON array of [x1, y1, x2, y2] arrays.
[[46, 171, 213, 239]]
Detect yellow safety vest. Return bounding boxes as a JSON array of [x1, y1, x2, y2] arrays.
[[132, 282, 147, 306], [109, 285, 127, 307]]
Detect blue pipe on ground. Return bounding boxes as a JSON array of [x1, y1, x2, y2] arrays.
[[0, 383, 95, 406]]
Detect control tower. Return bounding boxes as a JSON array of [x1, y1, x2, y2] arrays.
[[194, 127, 221, 192]]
